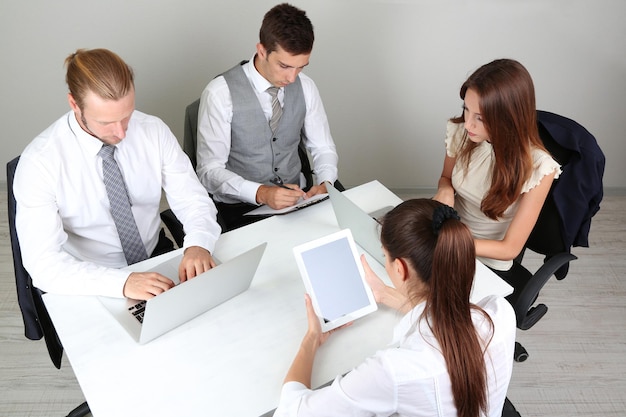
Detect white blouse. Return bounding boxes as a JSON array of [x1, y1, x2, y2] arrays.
[[273, 295, 516, 417], [445, 122, 561, 270]]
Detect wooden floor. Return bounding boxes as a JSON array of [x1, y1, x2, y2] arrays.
[[1, 186, 624, 416]]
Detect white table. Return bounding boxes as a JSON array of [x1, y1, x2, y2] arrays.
[[43, 181, 512, 416]]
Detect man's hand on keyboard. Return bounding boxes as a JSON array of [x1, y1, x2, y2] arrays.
[[179, 246, 216, 283], [123, 272, 175, 300]]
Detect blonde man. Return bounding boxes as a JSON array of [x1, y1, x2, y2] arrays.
[[14, 48, 221, 300]]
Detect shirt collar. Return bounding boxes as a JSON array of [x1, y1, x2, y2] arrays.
[[67, 111, 105, 156], [391, 301, 427, 346], [243, 54, 276, 94]]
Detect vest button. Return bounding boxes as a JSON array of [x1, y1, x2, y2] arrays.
[[274, 167, 278, 172], [272, 137, 277, 142]]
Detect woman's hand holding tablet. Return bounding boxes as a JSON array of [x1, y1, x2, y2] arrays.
[[293, 229, 378, 332]]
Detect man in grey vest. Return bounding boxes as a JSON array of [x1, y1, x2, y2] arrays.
[[196, 3, 340, 231]]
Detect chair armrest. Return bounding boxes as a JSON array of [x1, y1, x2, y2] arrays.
[[515, 252, 577, 330], [160, 209, 185, 248]]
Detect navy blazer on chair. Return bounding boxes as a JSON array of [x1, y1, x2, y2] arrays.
[[7, 156, 64, 368], [537, 110, 605, 249]]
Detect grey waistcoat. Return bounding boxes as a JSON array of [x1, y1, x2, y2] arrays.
[[222, 63, 306, 185]]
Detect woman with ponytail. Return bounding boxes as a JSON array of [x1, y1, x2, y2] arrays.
[[274, 199, 516, 417]]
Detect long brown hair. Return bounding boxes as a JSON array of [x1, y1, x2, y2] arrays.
[[452, 59, 545, 219], [380, 199, 493, 417]]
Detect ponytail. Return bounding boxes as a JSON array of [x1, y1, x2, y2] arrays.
[[381, 199, 493, 417]]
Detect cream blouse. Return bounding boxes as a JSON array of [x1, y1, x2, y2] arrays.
[[445, 122, 561, 271]]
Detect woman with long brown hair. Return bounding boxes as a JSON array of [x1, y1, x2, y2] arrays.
[[434, 59, 561, 276], [274, 199, 516, 416]]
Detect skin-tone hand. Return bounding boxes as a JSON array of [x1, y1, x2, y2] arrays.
[[284, 294, 348, 386], [361, 255, 410, 313], [178, 246, 216, 283], [122, 246, 215, 300], [360, 254, 388, 303], [303, 293, 334, 348], [123, 272, 175, 300], [304, 182, 328, 199], [256, 184, 305, 209]]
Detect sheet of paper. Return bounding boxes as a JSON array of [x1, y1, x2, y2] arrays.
[[244, 193, 328, 216]]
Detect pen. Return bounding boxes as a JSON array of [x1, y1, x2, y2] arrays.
[[270, 177, 301, 193]]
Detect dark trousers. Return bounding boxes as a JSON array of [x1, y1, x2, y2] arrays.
[[215, 202, 270, 233], [149, 228, 176, 258]]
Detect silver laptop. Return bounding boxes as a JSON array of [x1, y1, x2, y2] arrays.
[[99, 242, 267, 344], [327, 184, 394, 266]]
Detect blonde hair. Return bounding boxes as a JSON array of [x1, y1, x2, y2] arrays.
[[65, 48, 134, 110]]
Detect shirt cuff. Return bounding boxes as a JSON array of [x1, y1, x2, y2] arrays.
[[239, 180, 263, 205], [312, 165, 338, 187], [98, 269, 132, 298], [182, 231, 219, 254]]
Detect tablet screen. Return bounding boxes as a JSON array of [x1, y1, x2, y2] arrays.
[[293, 229, 377, 331]]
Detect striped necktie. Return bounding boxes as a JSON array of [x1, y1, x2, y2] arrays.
[[98, 144, 148, 265], [266, 87, 283, 133]]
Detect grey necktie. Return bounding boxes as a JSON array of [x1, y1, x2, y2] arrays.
[[98, 144, 148, 265], [267, 86, 283, 133]]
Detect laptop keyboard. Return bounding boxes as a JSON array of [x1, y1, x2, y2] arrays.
[[128, 301, 147, 323]]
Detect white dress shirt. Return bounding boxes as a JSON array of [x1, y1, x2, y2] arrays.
[[14, 110, 221, 297], [196, 56, 339, 204], [274, 295, 516, 417]]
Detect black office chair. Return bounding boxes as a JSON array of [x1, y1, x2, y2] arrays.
[[502, 397, 522, 417], [159, 99, 200, 247], [182, 98, 200, 170], [503, 111, 605, 362], [7, 156, 91, 417]]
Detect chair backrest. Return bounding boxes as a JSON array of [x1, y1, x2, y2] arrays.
[[535, 110, 605, 249], [7, 156, 64, 368], [521, 113, 578, 280], [183, 99, 200, 169], [526, 110, 605, 276], [525, 119, 573, 257]]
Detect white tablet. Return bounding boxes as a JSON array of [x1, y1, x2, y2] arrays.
[[293, 229, 378, 332]]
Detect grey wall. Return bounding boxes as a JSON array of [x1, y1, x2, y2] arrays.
[[1, 0, 624, 191]]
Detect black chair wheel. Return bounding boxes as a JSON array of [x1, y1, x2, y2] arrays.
[[66, 401, 90, 417], [514, 342, 529, 362]]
